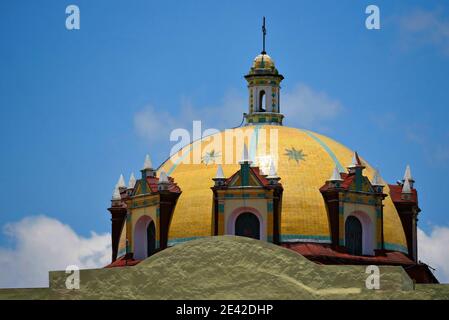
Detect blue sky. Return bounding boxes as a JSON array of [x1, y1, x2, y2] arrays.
[[0, 0, 448, 251]]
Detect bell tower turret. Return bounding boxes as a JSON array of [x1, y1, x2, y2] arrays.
[[244, 17, 284, 126]]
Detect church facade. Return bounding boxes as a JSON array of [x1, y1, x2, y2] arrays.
[[107, 39, 437, 283]]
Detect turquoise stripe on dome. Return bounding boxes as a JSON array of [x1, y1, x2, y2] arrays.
[[250, 124, 261, 161], [168, 236, 206, 246], [300, 129, 345, 172], [384, 242, 408, 254], [166, 144, 194, 176], [280, 234, 332, 243]]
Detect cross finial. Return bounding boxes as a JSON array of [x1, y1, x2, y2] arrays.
[[261, 16, 267, 54]]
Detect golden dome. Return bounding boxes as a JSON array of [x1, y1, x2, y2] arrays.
[[252, 53, 275, 69], [158, 125, 408, 252]]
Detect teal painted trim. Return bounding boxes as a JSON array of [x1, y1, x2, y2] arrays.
[[141, 177, 147, 194], [167, 236, 206, 246], [376, 208, 382, 218], [156, 207, 160, 218], [218, 203, 224, 213], [241, 163, 250, 186], [384, 242, 408, 254], [167, 144, 195, 176], [249, 125, 260, 162], [224, 194, 234, 198], [257, 193, 266, 198], [355, 170, 362, 191], [300, 129, 345, 172], [267, 202, 273, 212], [280, 234, 332, 242], [156, 240, 160, 249], [267, 235, 273, 243]]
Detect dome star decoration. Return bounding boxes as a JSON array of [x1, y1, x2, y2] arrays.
[[202, 149, 222, 165], [284, 147, 307, 164]]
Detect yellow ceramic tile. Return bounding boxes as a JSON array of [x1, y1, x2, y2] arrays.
[[156, 125, 407, 249]]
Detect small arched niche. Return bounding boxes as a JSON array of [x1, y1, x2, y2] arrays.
[[134, 215, 156, 260], [259, 90, 266, 112]]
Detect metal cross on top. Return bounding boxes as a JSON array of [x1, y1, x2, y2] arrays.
[[262, 16, 267, 54]]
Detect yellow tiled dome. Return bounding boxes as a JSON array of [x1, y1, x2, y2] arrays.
[[252, 53, 275, 69], [158, 125, 408, 252]]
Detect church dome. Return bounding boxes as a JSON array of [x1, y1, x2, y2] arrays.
[[158, 125, 408, 253], [252, 53, 275, 69]]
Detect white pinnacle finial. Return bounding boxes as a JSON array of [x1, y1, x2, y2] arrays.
[[116, 174, 126, 188], [215, 164, 225, 179], [371, 169, 384, 186], [143, 154, 153, 170], [112, 185, 121, 200], [267, 159, 278, 178], [329, 166, 343, 182], [159, 170, 169, 184], [239, 144, 252, 164], [128, 172, 136, 189], [403, 165, 413, 181], [348, 151, 361, 167], [402, 177, 412, 194]]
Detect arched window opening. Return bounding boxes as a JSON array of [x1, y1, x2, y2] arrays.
[[259, 90, 266, 112], [345, 216, 363, 255], [147, 221, 156, 257], [134, 216, 156, 260], [235, 212, 260, 240]]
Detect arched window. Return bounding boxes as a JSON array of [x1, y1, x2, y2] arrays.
[[235, 212, 260, 240], [134, 216, 156, 260], [345, 216, 363, 255], [259, 90, 266, 112], [147, 221, 156, 257]]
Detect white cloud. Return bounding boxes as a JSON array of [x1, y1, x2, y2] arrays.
[[0, 216, 111, 288], [134, 83, 342, 146], [418, 226, 449, 283], [134, 105, 180, 143], [133, 90, 245, 145], [282, 83, 342, 129], [397, 8, 449, 55]]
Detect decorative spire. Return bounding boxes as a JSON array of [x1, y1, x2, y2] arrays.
[[158, 170, 169, 191], [402, 177, 412, 194], [328, 166, 343, 182], [159, 170, 169, 184], [128, 172, 136, 189], [371, 169, 384, 186], [266, 159, 280, 185], [403, 165, 413, 181], [213, 164, 226, 187], [215, 164, 225, 179], [261, 16, 267, 54], [348, 152, 363, 168], [143, 154, 153, 170], [347, 151, 365, 174], [112, 185, 121, 200], [267, 159, 278, 179], [239, 143, 253, 164], [116, 174, 126, 188]]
